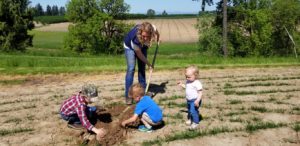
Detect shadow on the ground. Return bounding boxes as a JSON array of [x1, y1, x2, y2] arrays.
[[147, 81, 169, 98]]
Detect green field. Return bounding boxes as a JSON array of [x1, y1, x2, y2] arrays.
[[0, 30, 299, 74]]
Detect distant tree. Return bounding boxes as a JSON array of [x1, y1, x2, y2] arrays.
[[52, 5, 59, 16], [192, 0, 214, 11], [0, 0, 34, 52], [46, 5, 52, 15], [222, 0, 228, 57], [34, 3, 44, 16], [147, 9, 155, 17], [66, 0, 98, 23], [99, 0, 130, 19], [59, 6, 66, 16], [162, 10, 168, 16]]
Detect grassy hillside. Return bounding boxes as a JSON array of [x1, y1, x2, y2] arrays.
[[0, 30, 299, 74]]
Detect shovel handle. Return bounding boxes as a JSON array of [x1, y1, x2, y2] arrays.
[[145, 69, 153, 93]]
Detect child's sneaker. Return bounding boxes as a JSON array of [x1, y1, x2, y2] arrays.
[[189, 123, 199, 130], [185, 120, 192, 126], [138, 125, 153, 133]]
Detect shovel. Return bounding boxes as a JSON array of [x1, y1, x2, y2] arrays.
[[145, 42, 159, 94]]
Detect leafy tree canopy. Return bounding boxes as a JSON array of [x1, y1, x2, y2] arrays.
[[0, 0, 34, 52]]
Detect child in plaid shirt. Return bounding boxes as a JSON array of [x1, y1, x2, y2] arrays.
[[60, 84, 105, 140]]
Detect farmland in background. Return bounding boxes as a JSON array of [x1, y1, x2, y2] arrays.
[[35, 18, 198, 43]]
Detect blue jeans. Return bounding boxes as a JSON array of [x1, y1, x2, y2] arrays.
[[125, 48, 147, 98], [60, 106, 97, 125], [187, 99, 202, 124]]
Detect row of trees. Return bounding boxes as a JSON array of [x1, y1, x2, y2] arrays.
[[1, 0, 299, 57], [198, 0, 300, 57], [32, 3, 66, 16], [146, 9, 168, 17]]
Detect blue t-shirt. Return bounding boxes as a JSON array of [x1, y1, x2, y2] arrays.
[[134, 96, 163, 123], [124, 25, 147, 50]]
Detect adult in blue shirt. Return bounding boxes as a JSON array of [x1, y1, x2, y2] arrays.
[[124, 22, 160, 105]]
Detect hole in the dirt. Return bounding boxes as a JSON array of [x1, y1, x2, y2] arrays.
[[97, 113, 112, 123], [74, 105, 136, 146]]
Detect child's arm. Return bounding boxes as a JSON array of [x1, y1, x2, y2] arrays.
[[121, 114, 139, 127], [194, 90, 202, 107], [177, 81, 186, 88]]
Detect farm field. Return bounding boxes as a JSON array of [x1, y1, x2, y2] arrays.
[[0, 66, 299, 146], [34, 18, 198, 43]]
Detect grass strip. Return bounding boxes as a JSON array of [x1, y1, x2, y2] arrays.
[[224, 88, 300, 95], [142, 121, 289, 145], [0, 128, 34, 136]]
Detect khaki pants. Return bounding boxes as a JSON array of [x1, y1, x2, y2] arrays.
[[141, 113, 161, 128]]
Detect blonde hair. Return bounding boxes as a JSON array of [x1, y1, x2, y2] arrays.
[[186, 65, 199, 78], [137, 22, 156, 47], [128, 83, 145, 98]]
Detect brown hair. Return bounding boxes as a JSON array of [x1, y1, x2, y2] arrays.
[[186, 65, 199, 78], [137, 22, 156, 47], [128, 83, 145, 98]]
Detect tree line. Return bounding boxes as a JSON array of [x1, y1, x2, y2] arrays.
[[1, 0, 299, 57], [198, 0, 300, 57], [32, 3, 66, 16]]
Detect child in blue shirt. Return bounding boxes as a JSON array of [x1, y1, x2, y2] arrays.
[[121, 83, 163, 132]]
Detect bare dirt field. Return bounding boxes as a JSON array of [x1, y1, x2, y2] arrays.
[[34, 18, 198, 43], [0, 67, 299, 146]]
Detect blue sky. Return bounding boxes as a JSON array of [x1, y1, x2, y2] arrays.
[[30, 0, 218, 14]]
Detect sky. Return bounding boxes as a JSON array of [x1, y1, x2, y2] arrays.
[[29, 0, 218, 14]]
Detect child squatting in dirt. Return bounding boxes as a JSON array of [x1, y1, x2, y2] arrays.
[[59, 84, 106, 140], [121, 83, 163, 132], [178, 65, 203, 130]]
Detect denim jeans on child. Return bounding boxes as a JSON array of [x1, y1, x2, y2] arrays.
[[187, 99, 202, 124], [60, 106, 97, 125], [125, 48, 147, 99]]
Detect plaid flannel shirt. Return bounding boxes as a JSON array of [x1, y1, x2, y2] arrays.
[[60, 93, 94, 131]]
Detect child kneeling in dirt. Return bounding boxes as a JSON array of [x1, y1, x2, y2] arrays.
[[178, 65, 203, 130], [60, 84, 106, 139], [121, 83, 163, 132]]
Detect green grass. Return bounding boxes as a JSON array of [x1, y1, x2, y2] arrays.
[[224, 88, 300, 95], [225, 111, 247, 116], [34, 15, 67, 24], [0, 79, 26, 85], [0, 128, 34, 136], [246, 122, 286, 133], [227, 99, 243, 104], [4, 118, 22, 124], [29, 31, 67, 50], [229, 117, 244, 122], [0, 30, 299, 74], [158, 95, 183, 103], [250, 106, 268, 113], [292, 122, 300, 132], [142, 121, 290, 145], [142, 126, 236, 146], [164, 112, 184, 119], [224, 82, 291, 89]]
